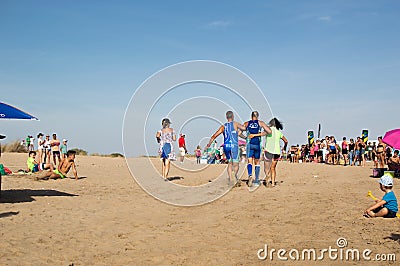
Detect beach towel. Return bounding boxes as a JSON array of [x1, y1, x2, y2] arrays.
[[4, 167, 12, 175], [0, 164, 6, 175]]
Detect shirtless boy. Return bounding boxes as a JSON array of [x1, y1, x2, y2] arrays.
[[48, 150, 79, 180]]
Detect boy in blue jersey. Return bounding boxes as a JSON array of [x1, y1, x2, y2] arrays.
[[364, 175, 398, 218], [206, 111, 246, 185], [239, 111, 272, 189]]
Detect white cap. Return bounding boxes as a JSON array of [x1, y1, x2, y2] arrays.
[[378, 175, 393, 186], [63, 139, 68, 142]]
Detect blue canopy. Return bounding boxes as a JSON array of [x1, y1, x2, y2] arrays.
[[0, 102, 38, 120]]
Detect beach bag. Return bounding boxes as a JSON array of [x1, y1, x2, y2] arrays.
[[372, 168, 380, 178], [372, 168, 387, 178], [0, 164, 6, 176]]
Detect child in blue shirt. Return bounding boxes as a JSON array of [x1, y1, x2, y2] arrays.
[[60, 139, 68, 159], [365, 175, 398, 218]]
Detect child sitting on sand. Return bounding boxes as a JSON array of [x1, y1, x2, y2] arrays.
[[27, 151, 54, 173], [364, 175, 398, 218]]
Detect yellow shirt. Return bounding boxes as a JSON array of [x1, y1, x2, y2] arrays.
[[264, 127, 283, 155]]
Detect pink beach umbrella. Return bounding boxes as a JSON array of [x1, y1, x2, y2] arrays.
[[382, 129, 400, 150]]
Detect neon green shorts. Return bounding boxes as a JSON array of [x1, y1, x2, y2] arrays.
[[53, 169, 65, 179]]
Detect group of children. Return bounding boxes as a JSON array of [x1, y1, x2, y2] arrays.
[[26, 133, 78, 180]]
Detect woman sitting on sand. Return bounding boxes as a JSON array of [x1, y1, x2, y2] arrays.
[[156, 118, 176, 180]]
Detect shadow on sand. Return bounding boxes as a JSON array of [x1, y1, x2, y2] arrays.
[[0, 189, 78, 203], [0, 211, 19, 218], [67, 176, 87, 180], [167, 176, 184, 181], [384, 233, 400, 243]]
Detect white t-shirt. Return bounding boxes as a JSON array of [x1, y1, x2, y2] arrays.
[[37, 138, 44, 150], [44, 139, 51, 150]]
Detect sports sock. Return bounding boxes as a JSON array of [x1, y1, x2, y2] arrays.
[[247, 163, 252, 176], [255, 165, 260, 182]]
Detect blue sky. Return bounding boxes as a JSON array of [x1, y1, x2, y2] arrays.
[[1, 0, 399, 155]]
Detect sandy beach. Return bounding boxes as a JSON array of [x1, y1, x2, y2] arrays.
[[1, 152, 399, 265]]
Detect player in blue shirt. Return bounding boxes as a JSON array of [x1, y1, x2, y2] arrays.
[[207, 111, 246, 185], [240, 111, 272, 189]]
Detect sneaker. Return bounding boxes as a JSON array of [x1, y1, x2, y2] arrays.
[[248, 181, 260, 192], [247, 175, 253, 187]]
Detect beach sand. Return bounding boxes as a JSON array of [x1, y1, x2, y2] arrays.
[[1, 153, 399, 265]]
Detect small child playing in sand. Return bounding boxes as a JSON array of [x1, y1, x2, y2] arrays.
[[364, 175, 398, 218], [27, 151, 54, 173]]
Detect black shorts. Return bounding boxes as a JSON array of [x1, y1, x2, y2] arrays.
[[264, 151, 280, 161], [342, 149, 348, 155], [52, 151, 60, 156], [374, 206, 397, 218], [386, 210, 397, 218]]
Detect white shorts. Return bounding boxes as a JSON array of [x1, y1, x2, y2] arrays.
[[179, 147, 186, 156]]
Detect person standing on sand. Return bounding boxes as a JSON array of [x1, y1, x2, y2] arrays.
[[156, 118, 176, 180], [29, 135, 35, 151], [367, 142, 373, 161], [60, 139, 68, 159], [206, 111, 246, 185], [239, 111, 272, 188], [43, 135, 51, 164], [354, 137, 361, 166], [342, 137, 349, 166], [37, 133, 45, 163], [328, 136, 337, 165], [25, 135, 31, 151], [50, 133, 61, 165], [178, 134, 187, 163], [348, 138, 355, 166], [376, 136, 386, 168], [356, 137, 366, 167], [315, 139, 322, 163], [255, 118, 288, 188], [194, 145, 202, 164]]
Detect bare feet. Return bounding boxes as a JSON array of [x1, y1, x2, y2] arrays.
[[364, 211, 374, 218]]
